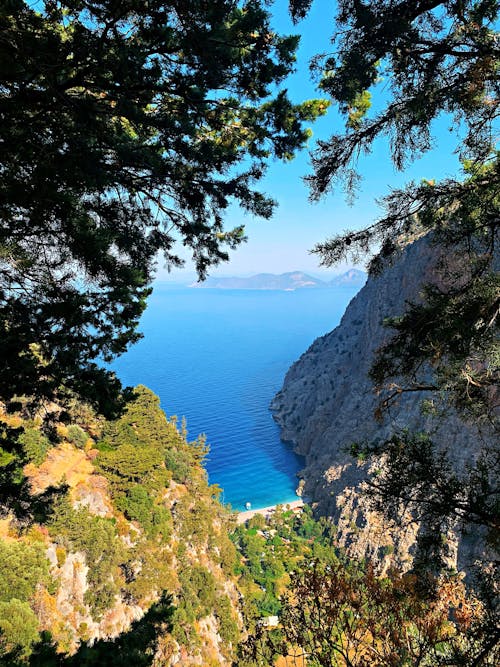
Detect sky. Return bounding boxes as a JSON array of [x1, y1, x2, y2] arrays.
[[157, 0, 465, 282]]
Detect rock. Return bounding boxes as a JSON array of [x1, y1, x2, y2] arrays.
[[272, 235, 496, 571]]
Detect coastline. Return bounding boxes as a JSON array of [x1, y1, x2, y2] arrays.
[[236, 498, 304, 525]]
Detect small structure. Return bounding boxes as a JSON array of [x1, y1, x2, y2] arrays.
[[260, 615, 279, 628]]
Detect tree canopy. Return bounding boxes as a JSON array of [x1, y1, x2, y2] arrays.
[[290, 0, 499, 421], [0, 0, 325, 413]]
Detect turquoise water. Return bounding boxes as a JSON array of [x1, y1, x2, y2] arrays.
[[111, 285, 359, 511]]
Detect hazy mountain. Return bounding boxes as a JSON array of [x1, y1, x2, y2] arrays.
[[328, 268, 366, 287], [191, 270, 366, 290]]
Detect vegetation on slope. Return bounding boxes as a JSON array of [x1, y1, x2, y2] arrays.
[[237, 508, 497, 667], [0, 386, 239, 665]]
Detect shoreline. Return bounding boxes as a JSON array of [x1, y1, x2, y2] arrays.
[[236, 498, 304, 525]]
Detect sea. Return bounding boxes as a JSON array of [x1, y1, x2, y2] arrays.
[[111, 284, 360, 511]]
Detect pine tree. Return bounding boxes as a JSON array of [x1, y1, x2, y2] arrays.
[[0, 0, 326, 413]]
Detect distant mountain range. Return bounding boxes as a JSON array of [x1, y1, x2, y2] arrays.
[[190, 269, 366, 291]]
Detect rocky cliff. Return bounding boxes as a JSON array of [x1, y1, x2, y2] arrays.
[[271, 236, 496, 572]]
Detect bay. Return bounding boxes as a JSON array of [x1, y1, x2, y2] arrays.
[[111, 285, 359, 510]]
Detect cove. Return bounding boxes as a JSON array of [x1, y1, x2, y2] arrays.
[[111, 284, 359, 510]]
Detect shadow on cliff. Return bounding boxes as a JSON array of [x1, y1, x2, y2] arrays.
[[20, 594, 173, 667]]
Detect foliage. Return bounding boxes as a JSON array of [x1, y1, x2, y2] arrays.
[[263, 6, 500, 662], [0, 540, 50, 662], [291, 0, 498, 199], [0, 415, 73, 523], [351, 431, 499, 567], [233, 505, 338, 644], [289, 7, 499, 655], [65, 425, 88, 449], [5, 384, 241, 661], [177, 565, 218, 623], [0, 540, 50, 604], [289, 0, 498, 422], [96, 386, 213, 537], [99, 386, 177, 451], [97, 443, 165, 492], [244, 557, 498, 666], [17, 428, 51, 466], [48, 499, 125, 615], [366, 168, 500, 421], [214, 595, 240, 646], [0, 0, 326, 414], [0, 599, 40, 663]]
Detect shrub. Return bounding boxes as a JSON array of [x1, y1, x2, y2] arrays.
[[66, 425, 88, 449], [0, 540, 50, 603], [0, 599, 39, 660], [17, 428, 50, 465]]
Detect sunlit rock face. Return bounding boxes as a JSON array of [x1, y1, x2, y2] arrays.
[[272, 235, 496, 572]]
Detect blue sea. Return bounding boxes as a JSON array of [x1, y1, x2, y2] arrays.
[[111, 285, 359, 511]]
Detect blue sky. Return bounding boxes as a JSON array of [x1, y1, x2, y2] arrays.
[[157, 0, 465, 282]]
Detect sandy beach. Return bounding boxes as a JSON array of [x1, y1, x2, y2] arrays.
[[236, 498, 304, 525]]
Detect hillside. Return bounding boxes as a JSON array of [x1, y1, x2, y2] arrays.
[[0, 387, 240, 665], [328, 268, 366, 287]]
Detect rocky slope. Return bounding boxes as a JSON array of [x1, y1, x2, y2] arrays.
[[0, 388, 241, 665], [271, 236, 496, 572]]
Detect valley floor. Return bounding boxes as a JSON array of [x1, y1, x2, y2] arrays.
[[236, 498, 304, 524]]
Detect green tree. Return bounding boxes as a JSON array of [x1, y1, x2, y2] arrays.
[[17, 428, 51, 466], [289, 0, 498, 413], [0, 0, 326, 414], [0, 541, 50, 662], [0, 540, 50, 603], [0, 599, 40, 663], [48, 499, 126, 616]]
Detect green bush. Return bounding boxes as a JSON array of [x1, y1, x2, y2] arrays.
[[66, 425, 88, 449], [17, 428, 50, 465], [97, 444, 164, 493], [49, 499, 125, 617], [0, 599, 39, 660], [178, 566, 217, 620], [122, 485, 153, 526], [215, 596, 239, 645], [0, 540, 50, 603], [164, 448, 193, 484]]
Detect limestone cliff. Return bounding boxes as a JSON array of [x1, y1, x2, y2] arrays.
[[271, 236, 496, 572]]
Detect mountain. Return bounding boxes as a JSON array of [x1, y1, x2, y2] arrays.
[[271, 236, 497, 572], [328, 268, 366, 287], [191, 269, 366, 290]]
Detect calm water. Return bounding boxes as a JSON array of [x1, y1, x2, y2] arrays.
[[112, 285, 359, 510]]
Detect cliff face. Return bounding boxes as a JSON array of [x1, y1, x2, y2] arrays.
[[271, 236, 495, 571]]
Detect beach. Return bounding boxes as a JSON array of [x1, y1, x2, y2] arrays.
[[236, 498, 304, 524]]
